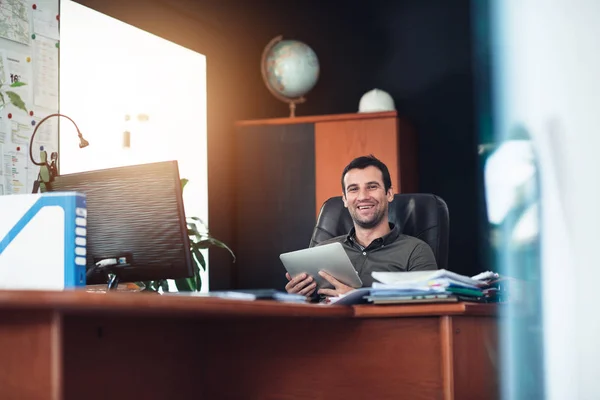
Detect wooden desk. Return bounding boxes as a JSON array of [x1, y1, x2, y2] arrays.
[[0, 291, 498, 400]]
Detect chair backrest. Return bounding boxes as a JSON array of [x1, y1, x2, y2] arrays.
[[309, 193, 450, 269]]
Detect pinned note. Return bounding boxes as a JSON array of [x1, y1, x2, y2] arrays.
[[32, 1, 59, 40], [33, 35, 58, 110]]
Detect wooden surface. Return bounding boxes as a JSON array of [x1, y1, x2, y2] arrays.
[[440, 316, 455, 400], [0, 291, 499, 400], [235, 110, 397, 126], [451, 316, 499, 399], [353, 301, 498, 318], [0, 311, 62, 400], [314, 116, 400, 216], [0, 289, 350, 318]]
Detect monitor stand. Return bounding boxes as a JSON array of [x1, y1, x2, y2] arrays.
[[87, 264, 126, 291], [106, 271, 120, 290], [89, 254, 133, 291]]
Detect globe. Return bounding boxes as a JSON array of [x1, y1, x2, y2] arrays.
[[261, 36, 320, 117]]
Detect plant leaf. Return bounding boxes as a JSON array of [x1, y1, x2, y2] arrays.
[[187, 223, 203, 239], [181, 178, 189, 192], [189, 216, 208, 227], [160, 279, 169, 293], [187, 228, 196, 237], [195, 238, 236, 262], [191, 245, 206, 270], [186, 218, 208, 236], [0, 91, 5, 105], [174, 277, 194, 292], [194, 263, 202, 291], [9, 81, 26, 87], [5, 91, 27, 113]]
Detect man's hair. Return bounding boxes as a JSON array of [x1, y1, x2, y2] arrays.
[[341, 154, 392, 194]]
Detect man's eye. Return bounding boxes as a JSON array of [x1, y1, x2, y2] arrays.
[[348, 187, 358, 192], [368, 185, 378, 190]]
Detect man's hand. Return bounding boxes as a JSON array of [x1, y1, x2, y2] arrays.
[[285, 273, 316, 297], [317, 271, 354, 297]]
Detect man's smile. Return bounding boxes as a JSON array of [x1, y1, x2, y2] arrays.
[[356, 203, 376, 213]]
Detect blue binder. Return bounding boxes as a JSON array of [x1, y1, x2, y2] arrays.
[[0, 192, 87, 290]]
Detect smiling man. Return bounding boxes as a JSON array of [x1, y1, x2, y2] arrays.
[[285, 155, 438, 298]]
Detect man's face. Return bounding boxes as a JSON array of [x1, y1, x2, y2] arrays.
[[342, 166, 393, 229]]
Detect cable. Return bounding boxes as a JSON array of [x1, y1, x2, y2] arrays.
[[86, 258, 118, 281]]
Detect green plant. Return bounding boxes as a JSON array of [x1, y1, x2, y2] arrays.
[[0, 81, 28, 113], [140, 178, 235, 292]]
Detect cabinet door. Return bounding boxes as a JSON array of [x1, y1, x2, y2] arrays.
[[314, 116, 412, 217], [234, 123, 316, 289]]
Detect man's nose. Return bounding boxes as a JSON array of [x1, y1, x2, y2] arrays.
[[357, 187, 369, 200]]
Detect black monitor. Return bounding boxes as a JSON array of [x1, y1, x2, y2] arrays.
[[50, 160, 194, 286]]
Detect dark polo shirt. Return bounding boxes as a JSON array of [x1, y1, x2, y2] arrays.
[[317, 223, 438, 287]]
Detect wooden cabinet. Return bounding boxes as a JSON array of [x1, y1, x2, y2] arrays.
[[234, 111, 417, 290]]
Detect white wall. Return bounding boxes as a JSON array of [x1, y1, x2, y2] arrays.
[[493, 1, 600, 398], [59, 0, 209, 289]]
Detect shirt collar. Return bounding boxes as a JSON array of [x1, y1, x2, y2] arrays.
[[345, 223, 400, 248]]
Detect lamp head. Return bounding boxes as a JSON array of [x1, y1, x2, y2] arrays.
[[79, 135, 90, 148]]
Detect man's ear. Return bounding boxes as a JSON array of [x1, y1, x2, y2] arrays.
[[342, 192, 348, 208], [387, 187, 394, 203]]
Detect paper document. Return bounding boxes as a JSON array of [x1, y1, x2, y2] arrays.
[[32, 1, 60, 40], [471, 271, 500, 281], [0, 0, 31, 45], [33, 35, 59, 109], [329, 287, 372, 305], [372, 269, 483, 288]]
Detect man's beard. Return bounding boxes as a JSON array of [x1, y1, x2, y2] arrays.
[[350, 206, 387, 229]]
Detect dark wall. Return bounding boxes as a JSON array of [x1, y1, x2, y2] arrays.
[[74, 0, 481, 285]]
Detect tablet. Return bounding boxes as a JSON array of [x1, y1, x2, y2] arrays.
[[280, 242, 363, 290]]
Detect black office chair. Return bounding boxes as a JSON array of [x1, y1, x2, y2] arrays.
[[309, 193, 450, 269]]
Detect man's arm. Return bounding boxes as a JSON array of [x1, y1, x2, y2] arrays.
[[408, 242, 438, 271]]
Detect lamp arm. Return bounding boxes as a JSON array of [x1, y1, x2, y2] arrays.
[[29, 113, 88, 167]]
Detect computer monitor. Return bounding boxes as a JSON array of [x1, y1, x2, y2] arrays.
[[50, 160, 194, 286]]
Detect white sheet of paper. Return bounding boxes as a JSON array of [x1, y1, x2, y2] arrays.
[[5, 51, 33, 105], [10, 111, 33, 144], [0, 50, 9, 85], [32, 2, 59, 40], [32, 35, 59, 110], [0, 112, 8, 144], [1, 147, 8, 179], [26, 151, 40, 191], [3, 147, 27, 194], [0, 0, 31, 46], [31, 109, 58, 145]]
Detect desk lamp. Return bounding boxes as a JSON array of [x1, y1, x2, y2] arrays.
[[27, 114, 121, 290], [28, 113, 89, 193]]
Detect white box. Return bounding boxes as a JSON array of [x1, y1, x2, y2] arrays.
[[0, 192, 87, 290]]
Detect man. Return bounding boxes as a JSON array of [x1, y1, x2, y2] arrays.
[[285, 155, 438, 298]]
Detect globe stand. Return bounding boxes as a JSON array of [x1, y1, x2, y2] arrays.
[[288, 97, 306, 118]]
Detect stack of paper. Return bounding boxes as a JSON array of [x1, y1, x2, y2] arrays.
[[368, 269, 488, 304], [331, 269, 496, 305]]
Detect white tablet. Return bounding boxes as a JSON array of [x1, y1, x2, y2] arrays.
[[280, 242, 363, 290]]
